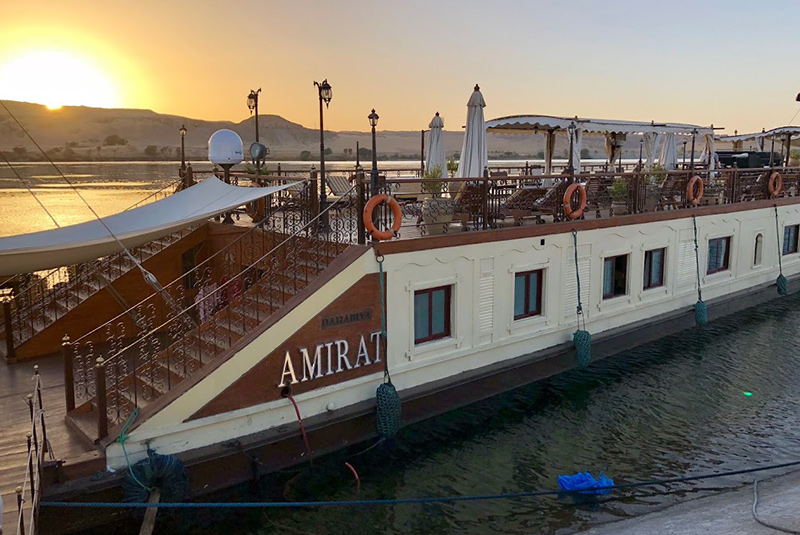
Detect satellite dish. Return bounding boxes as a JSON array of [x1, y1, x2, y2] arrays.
[[208, 129, 243, 166]]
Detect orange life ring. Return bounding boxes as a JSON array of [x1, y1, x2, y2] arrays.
[[768, 172, 782, 198], [686, 176, 704, 206], [563, 183, 587, 220], [363, 194, 402, 240]]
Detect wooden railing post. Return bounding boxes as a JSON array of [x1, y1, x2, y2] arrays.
[[96, 357, 108, 440], [63, 335, 75, 412], [16, 485, 24, 535], [26, 432, 34, 502], [3, 299, 15, 361], [357, 171, 366, 245], [34, 364, 48, 454]]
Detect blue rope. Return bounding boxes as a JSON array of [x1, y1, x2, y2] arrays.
[[117, 408, 152, 492], [39, 459, 800, 509]]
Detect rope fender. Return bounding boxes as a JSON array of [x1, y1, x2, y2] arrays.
[[775, 206, 789, 296], [375, 254, 402, 438], [571, 230, 591, 367]]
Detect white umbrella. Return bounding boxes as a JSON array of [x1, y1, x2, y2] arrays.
[[456, 84, 488, 181], [426, 112, 446, 178]]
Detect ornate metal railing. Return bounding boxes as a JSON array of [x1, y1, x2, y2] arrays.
[[365, 166, 800, 238], [5, 228, 196, 356], [66, 182, 363, 438]]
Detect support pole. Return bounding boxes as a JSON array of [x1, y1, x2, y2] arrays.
[[3, 299, 15, 361], [138, 487, 162, 535], [34, 365, 48, 454], [63, 335, 74, 412], [357, 170, 366, 245], [26, 432, 34, 502], [96, 358, 108, 440], [420, 130, 425, 176], [17, 486, 24, 535]]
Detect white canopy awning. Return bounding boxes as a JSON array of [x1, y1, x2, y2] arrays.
[[716, 126, 800, 143], [485, 115, 714, 136], [0, 177, 298, 275]]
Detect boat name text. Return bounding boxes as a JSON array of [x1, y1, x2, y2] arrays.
[[279, 331, 382, 387], [320, 308, 373, 330]]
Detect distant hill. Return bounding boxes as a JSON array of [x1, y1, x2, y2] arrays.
[[0, 100, 615, 162]]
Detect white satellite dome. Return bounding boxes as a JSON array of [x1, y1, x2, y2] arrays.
[[208, 129, 243, 165]]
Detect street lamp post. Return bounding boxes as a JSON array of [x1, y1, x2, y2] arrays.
[[368, 109, 380, 196], [247, 89, 261, 143], [179, 125, 187, 173], [314, 79, 333, 228]]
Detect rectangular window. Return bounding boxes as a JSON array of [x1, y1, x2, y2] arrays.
[[414, 285, 451, 344], [707, 237, 731, 274], [514, 270, 543, 320], [643, 248, 665, 290], [783, 225, 799, 255], [602, 255, 628, 299]]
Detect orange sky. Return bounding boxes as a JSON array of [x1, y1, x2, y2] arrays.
[[1, 0, 799, 133]]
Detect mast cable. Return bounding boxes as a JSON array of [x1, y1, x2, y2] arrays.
[[0, 100, 168, 297], [0, 150, 61, 228]]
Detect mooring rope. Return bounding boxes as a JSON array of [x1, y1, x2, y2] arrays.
[[571, 230, 591, 367], [692, 216, 707, 324], [117, 408, 152, 492], [774, 206, 789, 295], [38, 459, 800, 509], [286, 394, 313, 465], [377, 254, 390, 384], [752, 479, 800, 534]]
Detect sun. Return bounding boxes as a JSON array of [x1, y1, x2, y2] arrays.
[[0, 50, 119, 110]]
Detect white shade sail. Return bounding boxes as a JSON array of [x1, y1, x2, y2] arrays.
[[426, 112, 447, 178], [456, 85, 488, 180], [485, 115, 714, 136], [0, 177, 298, 275]]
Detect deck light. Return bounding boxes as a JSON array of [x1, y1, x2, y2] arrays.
[[314, 79, 333, 229]]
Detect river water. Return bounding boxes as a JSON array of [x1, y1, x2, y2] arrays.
[[7, 163, 799, 534]]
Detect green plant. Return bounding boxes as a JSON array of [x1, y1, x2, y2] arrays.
[[609, 177, 628, 201], [645, 164, 664, 186], [422, 165, 444, 196], [446, 158, 458, 178], [791, 150, 800, 160]]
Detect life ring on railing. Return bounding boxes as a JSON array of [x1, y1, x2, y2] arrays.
[[246, 197, 267, 222], [686, 176, 704, 206], [768, 172, 783, 198], [563, 183, 587, 220], [363, 194, 402, 241]]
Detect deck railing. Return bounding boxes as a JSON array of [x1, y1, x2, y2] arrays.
[[68, 181, 362, 438]]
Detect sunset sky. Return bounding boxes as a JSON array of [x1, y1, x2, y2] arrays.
[[1, 0, 799, 133]]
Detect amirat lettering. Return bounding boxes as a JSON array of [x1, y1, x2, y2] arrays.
[[279, 331, 382, 387]]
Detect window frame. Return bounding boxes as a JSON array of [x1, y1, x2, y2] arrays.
[[753, 232, 763, 267], [783, 225, 799, 255], [513, 269, 544, 321], [602, 254, 629, 299], [643, 248, 666, 290], [707, 236, 731, 275], [413, 285, 452, 345]]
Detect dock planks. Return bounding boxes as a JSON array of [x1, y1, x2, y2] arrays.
[[0, 354, 95, 535]]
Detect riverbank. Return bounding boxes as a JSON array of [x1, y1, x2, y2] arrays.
[[580, 470, 800, 535]]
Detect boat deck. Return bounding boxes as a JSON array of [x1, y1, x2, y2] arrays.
[[0, 354, 96, 535]]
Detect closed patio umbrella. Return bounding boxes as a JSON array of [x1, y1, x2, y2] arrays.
[[455, 85, 488, 190], [426, 112, 446, 178]]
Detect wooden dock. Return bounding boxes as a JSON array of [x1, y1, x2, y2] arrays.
[[0, 354, 96, 535]]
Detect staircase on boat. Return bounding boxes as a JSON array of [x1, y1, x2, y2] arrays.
[[64, 179, 364, 444], [0, 228, 196, 361]]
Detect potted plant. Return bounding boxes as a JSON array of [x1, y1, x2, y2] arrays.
[[609, 177, 629, 215], [421, 165, 453, 235], [790, 150, 800, 167], [643, 164, 663, 211]]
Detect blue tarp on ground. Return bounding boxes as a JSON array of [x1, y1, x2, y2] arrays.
[[557, 472, 615, 495]]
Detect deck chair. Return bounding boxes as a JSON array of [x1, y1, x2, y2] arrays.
[[584, 176, 612, 218], [656, 173, 685, 210], [326, 175, 356, 205], [499, 187, 549, 225]]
